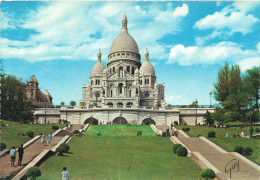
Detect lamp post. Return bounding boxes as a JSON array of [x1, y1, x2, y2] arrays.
[[249, 97, 253, 138], [209, 92, 212, 107], [195, 99, 198, 126]]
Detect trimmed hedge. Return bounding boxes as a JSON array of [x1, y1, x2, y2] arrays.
[[244, 147, 253, 156], [162, 132, 167, 137], [173, 144, 182, 154], [182, 127, 190, 132], [26, 167, 41, 180], [74, 130, 80, 135], [52, 125, 59, 130], [208, 131, 216, 138], [176, 146, 188, 156], [255, 127, 260, 132], [26, 131, 34, 138], [234, 145, 244, 155], [0, 142, 6, 151], [60, 143, 70, 153], [56, 146, 66, 156], [200, 168, 215, 179]]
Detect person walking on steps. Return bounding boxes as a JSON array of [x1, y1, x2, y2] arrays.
[[41, 132, 46, 146], [48, 132, 53, 146], [18, 144, 24, 166], [10, 146, 16, 167]]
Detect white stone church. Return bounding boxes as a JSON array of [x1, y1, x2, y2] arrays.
[[82, 14, 165, 108]]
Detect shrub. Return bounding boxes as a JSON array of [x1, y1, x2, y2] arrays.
[[52, 125, 59, 130], [74, 130, 80, 135], [200, 168, 215, 179], [255, 127, 260, 132], [250, 128, 254, 132], [173, 144, 182, 154], [197, 134, 202, 137], [208, 131, 216, 138], [234, 145, 244, 155], [0, 142, 6, 151], [184, 127, 190, 131], [174, 121, 178, 125], [78, 133, 83, 137], [137, 130, 142, 136], [26, 131, 34, 138], [162, 132, 167, 137], [244, 147, 253, 156], [56, 146, 66, 156], [26, 167, 41, 180], [60, 143, 70, 153], [233, 134, 236, 138], [176, 146, 188, 156]]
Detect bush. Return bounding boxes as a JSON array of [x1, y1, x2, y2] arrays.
[[197, 134, 202, 137], [174, 121, 178, 125], [255, 127, 260, 132], [176, 146, 188, 156], [0, 142, 6, 151], [52, 125, 59, 130], [78, 133, 82, 137], [244, 147, 253, 156], [250, 128, 254, 132], [162, 132, 167, 137], [200, 168, 215, 179], [183, 127, 190, 131], [74, 130, 80, 135], [208, 131, 216, 138], [60, 143, 70, 153], [173, 144, 182, 154], [62, 120, 68, 124], [233, 134, 236, 138], [26, 167, 41, 180], [56, 146, 66, 156], [234, 145, 244, 155], [26, 131, 34, 138]]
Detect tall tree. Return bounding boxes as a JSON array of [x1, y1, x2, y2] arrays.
[[70, 101, 76, 106], [60, 102, 65, 106], [244, 66, 260, 111], [1, 74, 33, 122]]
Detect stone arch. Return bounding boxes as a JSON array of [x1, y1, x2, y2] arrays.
[[107, 102, 113, 106], [126, 102, 133, 106], [113, 117, 128, 125], [84, 117, 98, 125], [142, 118, 156, 125], [117, 102, 123, 106]]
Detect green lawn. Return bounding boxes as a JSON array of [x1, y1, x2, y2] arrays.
[[175, 125, 260, 165], [1, 120, 65, 149], [39, 125, 201, 180]]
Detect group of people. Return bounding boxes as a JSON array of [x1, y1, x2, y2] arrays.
[[41, 132, 53, 146], [17, 132, 25, 136], [166, 128, 178, 137], [9, 144, 24, 167]]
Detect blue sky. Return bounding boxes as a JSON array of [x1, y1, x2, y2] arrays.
[[1, 1, 260, 106]]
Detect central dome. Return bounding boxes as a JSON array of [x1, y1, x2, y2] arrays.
[[108, 13, 140, 64]]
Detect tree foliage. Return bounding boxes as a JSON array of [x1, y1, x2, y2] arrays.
[[203, 111, 214, 125], [1, 74, 33, 122], [60, 102, 65, 106], [70, 100, 76, 106]]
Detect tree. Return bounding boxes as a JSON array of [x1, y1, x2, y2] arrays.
[[80, 102, 86, 106], [0, 74, 33, 123], [244, 66, 260, 111], [70, 101, 76, 106], [60, 102, 65, 106], [203, 111, 214, 125]]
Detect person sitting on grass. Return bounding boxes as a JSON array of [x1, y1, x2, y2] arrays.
[[218, 134, 222, 138], [96, 130, 100, 136], [10, 146, 16, 167], [17, 132, 21, 136], [61, 167, 70, 180], [137, 129, 142, 136], [225, 132, 228, 138]]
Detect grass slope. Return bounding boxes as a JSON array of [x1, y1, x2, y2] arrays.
[[1, 120, 65, 149], [39, 125, 201, 179], [176, 125, 260, 165]]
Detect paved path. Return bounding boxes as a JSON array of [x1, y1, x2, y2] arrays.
[[0, 124, 83, 179], [156, 125, 260, 180]]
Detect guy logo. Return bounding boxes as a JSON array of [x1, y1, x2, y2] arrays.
[[225, 158, 239, 178]]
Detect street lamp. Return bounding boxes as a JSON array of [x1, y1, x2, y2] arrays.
[[195, 99, 198, 126], [249, 97, 253, 138], [209, 92, 212, 107]]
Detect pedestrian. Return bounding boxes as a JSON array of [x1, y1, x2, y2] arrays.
[[225, 132, 228, 138], [172, 130, 174, 136], [48, 132, 53, 146], [66, 122, 69, 130], [176, 130, 178, 138], [68, 122, 71, 131], [10, 146, 16, 167], [61, 167, 70, 180], [41, 132, 46, 146], [18, 144, 24, 166]]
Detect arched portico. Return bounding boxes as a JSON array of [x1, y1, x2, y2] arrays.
[[84, 117, 98, 125], [113, 117, 128, 125], [142, 118, 156, 125]]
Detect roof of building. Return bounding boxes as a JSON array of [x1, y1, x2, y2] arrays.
[[44, 89, 51, 97], [140, 49, 155, 76], [28, 75, 38, 84], [109, 14, 139, 55], [91, 49, 106, 76]]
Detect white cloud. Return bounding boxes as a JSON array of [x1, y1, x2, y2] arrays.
[[238, 57, 260, 72], [168, 41, 260, 71], [1, 2, 188, 63], [166, 95, 182, 104]]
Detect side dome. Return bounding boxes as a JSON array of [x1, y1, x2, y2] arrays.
[[140, 49, 155, 76], [91, 49, 106, 76]]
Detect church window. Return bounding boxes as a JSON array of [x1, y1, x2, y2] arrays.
[[113, 54, 115, 57], [131, 67, 134, 75], [111, 90, 113, 97], [91, 80, 93, 85], [96, 80, 97, 85], [117, 53, 120, 56], [152, 80, 154, 86], [119, 83, 123, 94], [129, 90, 131, 97], [127, 53, 130, 56], [127, 66, 130, 72], [132, 54, 135, 57], [113, 67, 115, 73], [140, 80, 142, 85], [122, 53, 125, 56], [145, 79, 149, 84], [110, 68, 111, 74]]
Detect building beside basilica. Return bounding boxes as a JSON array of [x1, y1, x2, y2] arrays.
[[82, 14, 165, 108], [33, 14, 214, 125]]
